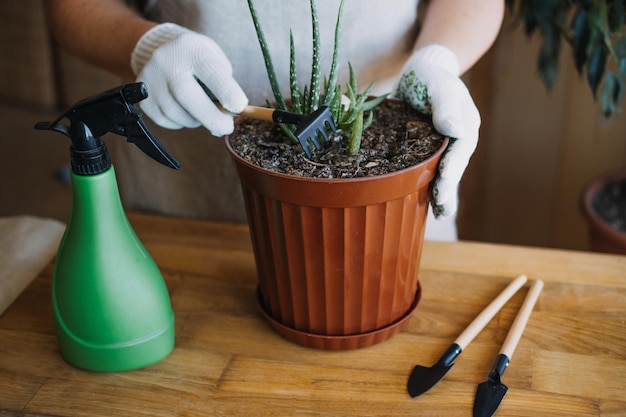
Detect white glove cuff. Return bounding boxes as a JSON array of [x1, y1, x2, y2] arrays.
[[131, 22, 191, 76], [410, 44, 460, 76]]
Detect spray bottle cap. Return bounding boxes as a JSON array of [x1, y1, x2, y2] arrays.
[[35, 82, 179, 175]]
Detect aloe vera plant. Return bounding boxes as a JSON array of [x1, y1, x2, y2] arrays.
[[246, 0, 387, 155]]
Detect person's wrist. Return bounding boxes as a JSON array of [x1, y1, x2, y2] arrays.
[[410, 44, 460, 76], [131, 22, 191, 76]]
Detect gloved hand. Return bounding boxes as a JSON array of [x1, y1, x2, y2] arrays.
[[394, 44, 481, 218], [131, 23, 248, 136]]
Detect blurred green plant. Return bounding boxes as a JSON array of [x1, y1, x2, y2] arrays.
[[247, 0, 387, 155], [506, 0, 626, 117]]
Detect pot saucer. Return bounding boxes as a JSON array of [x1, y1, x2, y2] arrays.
[[256, 284, 421, 350]]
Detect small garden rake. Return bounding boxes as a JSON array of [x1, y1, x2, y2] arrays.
[[197, 77, 336, 157]]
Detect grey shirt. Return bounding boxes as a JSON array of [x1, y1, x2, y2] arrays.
[[142, 0, 420, 102]]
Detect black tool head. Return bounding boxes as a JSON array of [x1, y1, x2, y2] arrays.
[[407, 362, 455, 398], [473, 380, 508, 417], [408, 343, 462, 398], [294, 106, 336, 157]]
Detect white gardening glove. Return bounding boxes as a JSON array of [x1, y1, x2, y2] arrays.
[[131, 23, 248, 136], [394, 44, 481, 218]]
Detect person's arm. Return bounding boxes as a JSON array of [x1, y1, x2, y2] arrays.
[[395, 0, 505, 218], [414, 0, 505, 74], [45, 0, 248, 136], [45, 0, 156, 79]]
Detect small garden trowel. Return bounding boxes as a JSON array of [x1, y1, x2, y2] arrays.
[[407, 275, 529, 398], [473, 279, 544, 417]]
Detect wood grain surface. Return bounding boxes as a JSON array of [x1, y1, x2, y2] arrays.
[[1, 213, 624, 416]]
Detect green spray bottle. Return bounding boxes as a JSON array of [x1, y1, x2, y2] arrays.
[[35, 83, 179, 372]]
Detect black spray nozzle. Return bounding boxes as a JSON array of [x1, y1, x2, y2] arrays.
[[35, 82, 179, 175], [120, 82, 149, 104]]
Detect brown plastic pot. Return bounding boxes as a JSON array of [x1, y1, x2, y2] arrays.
[[225, 117, 448, 350], [580, 168, 626, 255]]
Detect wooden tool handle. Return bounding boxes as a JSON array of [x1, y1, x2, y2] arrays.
[[214, 102, 275, 123], [454, 274, 528, 349], [239, 105, 275, 122], [499, 279, 544, 359], [195, 75, 274, 122]]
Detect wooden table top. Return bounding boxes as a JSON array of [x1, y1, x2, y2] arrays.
[[1, 213, 625, 416]]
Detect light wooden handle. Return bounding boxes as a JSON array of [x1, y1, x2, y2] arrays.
[[454, 274, 528, 349], [500, 279, 544, 359], [239, 105, 275, 122], [196, 75, 275, 123], [214, 102, 276, 123]]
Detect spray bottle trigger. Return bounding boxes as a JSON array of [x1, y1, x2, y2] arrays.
[[35, 121, 70, 137], [118, 116, 180, 170]]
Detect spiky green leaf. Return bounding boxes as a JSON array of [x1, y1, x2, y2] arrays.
[[247, 0, 287, 110], [308, 0, 321, 111], [362, 108, 374, 131], [363, 93, 389, 112], [324, 0, 344, 107], [289, 32, 302, 113], [347, 109, 364, 155]]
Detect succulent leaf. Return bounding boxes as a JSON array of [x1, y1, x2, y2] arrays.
[[324, 0, 344, 107], [290, 32, 302, 114], [247, 0, 286, 110], [308, 0, 321, 112], [347, 109, 364, 155]]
